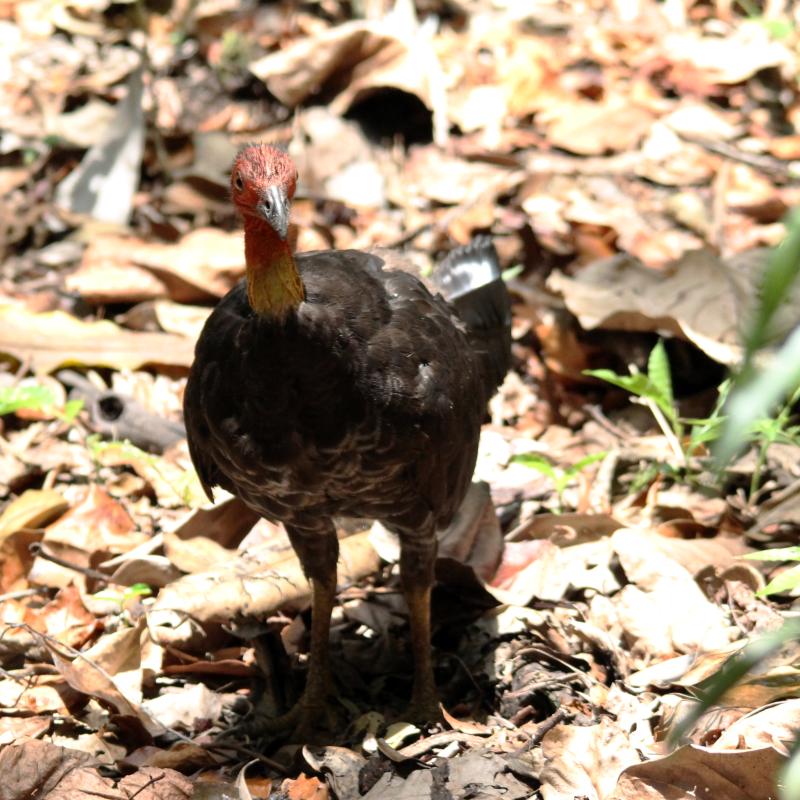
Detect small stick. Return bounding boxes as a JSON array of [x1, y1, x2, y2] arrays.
[[29, 543, 111, 585]]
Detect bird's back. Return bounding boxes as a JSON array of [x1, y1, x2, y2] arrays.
[[184, 246, 508, 536]]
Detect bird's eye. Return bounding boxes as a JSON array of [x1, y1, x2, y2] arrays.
[[263, 195, 273, 213], [233, 173, 244, 192]]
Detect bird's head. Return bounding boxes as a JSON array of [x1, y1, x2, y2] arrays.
[[231, 144, 298, 241]]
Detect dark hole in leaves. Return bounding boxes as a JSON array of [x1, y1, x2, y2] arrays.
[[98, 395, 124, 421]]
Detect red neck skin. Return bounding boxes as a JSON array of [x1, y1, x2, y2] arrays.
[[243, 215, 304, 319]]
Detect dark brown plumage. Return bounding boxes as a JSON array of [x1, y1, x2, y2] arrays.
[[183, 144, 511, 736]]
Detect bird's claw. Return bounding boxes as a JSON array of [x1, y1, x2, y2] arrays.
[[401, 691, 443, 726], [234, 697, 339, 744]]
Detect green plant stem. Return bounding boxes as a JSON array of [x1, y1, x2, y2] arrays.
[[749, 385, 800, 498], [750, 439, 771, 499], [644, 397, 686, 465]]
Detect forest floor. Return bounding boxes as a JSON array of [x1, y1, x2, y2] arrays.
[[2, 0, 800, 798]]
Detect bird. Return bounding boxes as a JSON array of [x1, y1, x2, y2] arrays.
[[183, 143, 511, 737]]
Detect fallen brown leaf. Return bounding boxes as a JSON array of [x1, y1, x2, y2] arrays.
[[0, 306, 195, 372], [542, 98, 654, 156], [39, 622, 162, 735], [540, 718, 641, 800], [150, 530, 380, 644], [29, 484, 143, 589], [612, 744, 783, 800]]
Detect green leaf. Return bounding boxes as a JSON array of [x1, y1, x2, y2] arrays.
[[125, 583, 152, 599], [749, 209, 800, 358], [714, 327, 800, 466], [682, 416, 726, 428], [501, 264, 524, 282], [762, 18, 794, 40], [59, 399, 84, 424], [757, 563, 800, 597], [744, 547, 800, 563], [781, 747, 800, 800], [585, 367, 676, 423], [568, 451, 608, 475], [511, 453, 559, 481], [647, 340, 674, 410], [0, 384, 83, 424], [0, 385, 55, 415], [583, 369, 654, 397]]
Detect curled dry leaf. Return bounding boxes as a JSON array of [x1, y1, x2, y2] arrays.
[[0, 715, 51, 746], [22, 584, 97, 649], [128, 228, 246, 301], [679, 639, 800, 710], [70, 228, 245, 305], [0, 488, 68, 541], [0, 676, 70, 716], [162, 530, 237, 575], [65, 246, 169, 305], [167, 496, 260, 549], [121, 300, 212, 340], [40, 622, 163, 735], [548, 247, 787, 366], [0, 489, 69, 594], [279, 773, 330, 800], [118, 765, 195, 799], [440, 705, 491, 735], [121, 742, 213, 773], [250, 20, 444, 139], [302, 746, 366, 800], [395, 148, 519, 207]]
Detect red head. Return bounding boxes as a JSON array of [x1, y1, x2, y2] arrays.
[[231, 144, 298, 240]]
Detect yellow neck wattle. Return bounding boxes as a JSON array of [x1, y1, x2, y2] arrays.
[[244, 219, 304, 320]]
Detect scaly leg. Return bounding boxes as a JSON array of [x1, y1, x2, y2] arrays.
[[399, 536, 441, 722], [250, 523, 338, 740]]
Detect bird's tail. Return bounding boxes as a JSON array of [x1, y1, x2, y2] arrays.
[[434, 236, 512, 392]]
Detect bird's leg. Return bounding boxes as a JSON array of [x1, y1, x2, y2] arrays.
[[301, 568, 337, 712], [250, 524, 338, 739], [399, 536, 441, 722]]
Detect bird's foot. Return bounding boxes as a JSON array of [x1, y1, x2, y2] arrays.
[[239, 695, 339, 744], [400, 688, 443, 726]]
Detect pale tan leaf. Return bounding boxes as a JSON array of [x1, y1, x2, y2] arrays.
[[611, 528, 736, 657], [547, 248, 789, 366], [0, 306, 195, 372], [542, 99, 654, 156], [29, 485, 144, 589], [150, 531, 379, 644], [713, 698, 800, 753], [540, 718, 641, 800], [662, 24, 793, 85], [0, 489, 68, 542], [611, 745, 783, 800]]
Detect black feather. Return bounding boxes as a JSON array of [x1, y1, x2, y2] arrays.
[[184, 244, 510, 540]]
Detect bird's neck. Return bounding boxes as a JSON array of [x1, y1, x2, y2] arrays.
[[243, 217, 304, 320]]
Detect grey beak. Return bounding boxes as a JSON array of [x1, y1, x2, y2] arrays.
[[256, 185, 289, 240]]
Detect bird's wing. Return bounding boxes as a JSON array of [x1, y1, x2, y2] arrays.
[[296, 249, 480, 418], [183, 283, 252, 501]]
